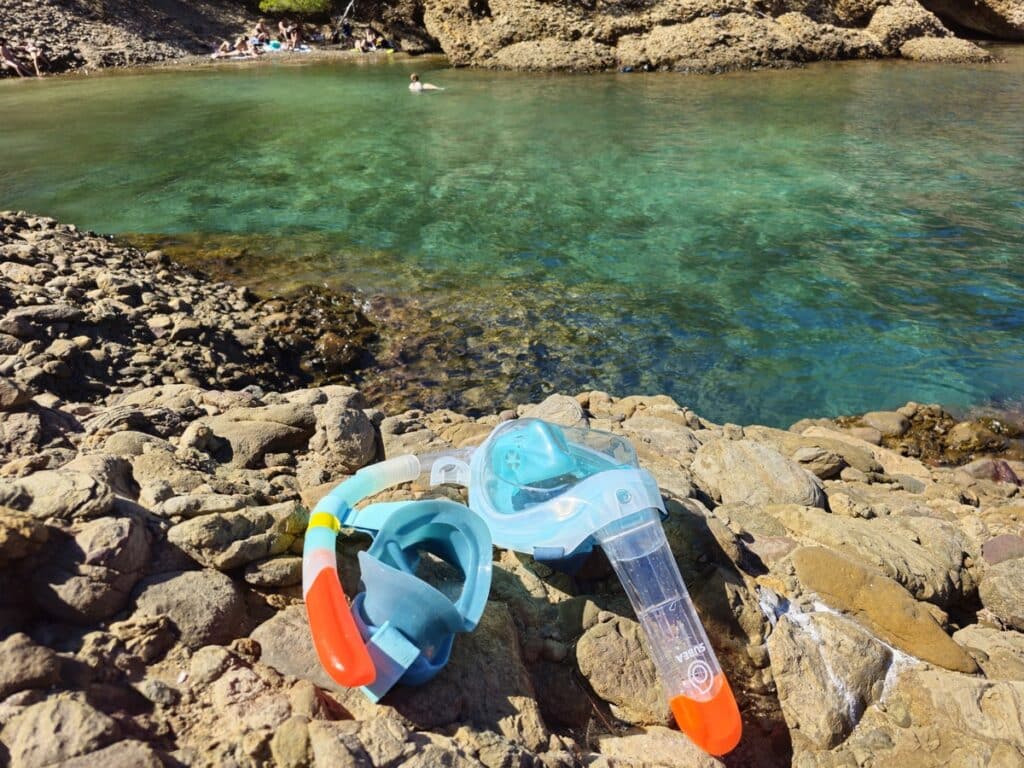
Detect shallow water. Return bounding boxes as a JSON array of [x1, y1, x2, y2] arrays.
[[2, 51, 1023, 425]]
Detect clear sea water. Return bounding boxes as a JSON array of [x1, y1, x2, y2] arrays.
[[1, 50, 1022, 426]]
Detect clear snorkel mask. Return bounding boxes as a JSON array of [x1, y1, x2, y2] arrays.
[[421, 418, 742, 756]]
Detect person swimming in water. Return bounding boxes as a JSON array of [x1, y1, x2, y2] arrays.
[[409, 73, 443, 92]]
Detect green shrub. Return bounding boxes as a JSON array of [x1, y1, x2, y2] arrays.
[[258, 0, 333, 15]]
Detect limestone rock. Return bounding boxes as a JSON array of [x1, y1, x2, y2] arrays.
[[620, 413, 703, 468], [255, 601, 549, 751], [921, 0, 1024, 40], [764, 504, 970, 607], [32, 515, 151, 623], [269, 715, 311, 768], [307, 400, 378, 472], [792, 546, 977, 673], [491, 38, 616, 71], [824, 669, 1024, 766], [389, 600, 550, 750], [867, 0, 950, 54], [861, 410, 911, 437], [519, 394, 587, 427], [979, 559, 1024, 632], [0, 509, 49, 565], [132, 569, 247, 649], [597, 725, 723, 767], [953, 625, 1024, 680], [108, 614, 177, 663], [251, 604, 346, 692], [0, 379, 32, 412], [307, 718, 481, 768], [692, 439, 826, 508], [57, 739, 164, 767], [158, 492, 249, 518], [0, 695, 120, 768], [4, 469, 113, 520], [744, 424, 880, 475], [0, 633, 61, 700], [767, 610, 891, 749], [167, 501, 308, 570], [202, 403, 316, 469], [801, 425, 932, 480], [983, 534, 1024, 565], [900, 36, 994, 62], [576, 615, 670, 725], [244, 555, 304, 587]]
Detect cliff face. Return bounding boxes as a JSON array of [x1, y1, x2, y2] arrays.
[[921, 0, 1024, 41], [0, 0, 1016, 77], [421, 0, 1001, 70], [0, 0, 253, 73]]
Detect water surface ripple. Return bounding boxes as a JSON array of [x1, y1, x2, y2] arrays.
[[2, 51, 1022, 425]]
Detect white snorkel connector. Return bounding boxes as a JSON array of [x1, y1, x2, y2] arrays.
[[420, 418, 742, 755]]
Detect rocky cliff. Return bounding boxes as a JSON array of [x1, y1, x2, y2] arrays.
[[2, 212, 1024, 767], [421, 0, 1012, 70], [1, 0, 1020, 76]]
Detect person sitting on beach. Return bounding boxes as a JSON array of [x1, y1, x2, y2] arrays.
[[278, 19, 303, 50], [356, 27, 377, 52], [253, 19, 271, 45], [228, 36, 260, 57], [0, 38, 31, 77], [409, 73, 443, 92], [212, 39, 234, 58], [22, 40, 47, 77]]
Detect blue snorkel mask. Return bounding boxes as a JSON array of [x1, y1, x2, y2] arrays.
[[304, 418, 740, 755], [303, 461, 492, 703]]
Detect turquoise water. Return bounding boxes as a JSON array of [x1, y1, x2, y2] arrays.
[[1, 52, 1023, 425]]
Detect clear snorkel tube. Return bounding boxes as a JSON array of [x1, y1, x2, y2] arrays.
[[594, 509, 741, 756], [422, 418, 741, 756]]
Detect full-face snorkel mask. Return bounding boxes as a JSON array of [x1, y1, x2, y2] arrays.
[[304, 418, 740, 755], [422, 418, 742, 756], [302, 457, 492, 702]]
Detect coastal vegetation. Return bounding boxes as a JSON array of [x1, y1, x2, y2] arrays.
[[259, 0, 335, 15]]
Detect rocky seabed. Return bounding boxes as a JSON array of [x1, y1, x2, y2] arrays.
[[1, 212, 1024, 767]]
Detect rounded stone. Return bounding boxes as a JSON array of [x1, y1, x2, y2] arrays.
[[133, 569, 247, 649]]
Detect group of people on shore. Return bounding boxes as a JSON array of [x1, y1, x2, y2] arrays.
[[0, 37, 47, 77], [211, 17, 393, 60]]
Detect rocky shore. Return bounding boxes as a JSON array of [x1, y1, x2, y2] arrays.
[[1, 0, 1022, 77], [1, 211, 1023, 767]]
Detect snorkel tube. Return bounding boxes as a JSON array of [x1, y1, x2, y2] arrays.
[[302, 455, 421, 688], [450, 418, 742, 756]]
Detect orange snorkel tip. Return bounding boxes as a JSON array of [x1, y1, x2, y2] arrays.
[[670, 672, 742, 756], [306, 568, 376, 688]]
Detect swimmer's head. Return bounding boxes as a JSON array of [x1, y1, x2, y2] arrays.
[[410, 73, 419, 82]]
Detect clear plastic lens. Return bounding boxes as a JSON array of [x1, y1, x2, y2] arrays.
[[595, 509, 722, 702]]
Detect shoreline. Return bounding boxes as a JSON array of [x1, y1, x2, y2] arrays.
[[1, 211, 1023, 767], [5, 214, 1022, 461], [2, 0, 1022, 81], [6, 41, 1023, 86]]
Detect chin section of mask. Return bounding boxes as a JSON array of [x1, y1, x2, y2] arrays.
[[347, 498, 492, 701]]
